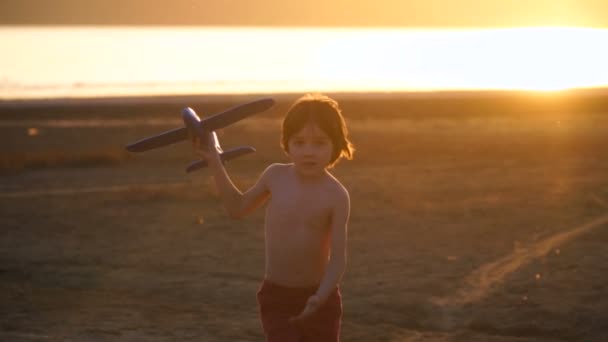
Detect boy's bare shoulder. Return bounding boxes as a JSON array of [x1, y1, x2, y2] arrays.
[[261, 163, 291, 184], [264, 163, 291, 175], [325, 172, 350, 202]]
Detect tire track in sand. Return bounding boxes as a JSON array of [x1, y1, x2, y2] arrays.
[[433, 210, 608, 306]]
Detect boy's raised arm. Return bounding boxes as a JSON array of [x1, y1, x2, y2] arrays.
[[217, 163, 274, 219], [196, 134, 273, 219]]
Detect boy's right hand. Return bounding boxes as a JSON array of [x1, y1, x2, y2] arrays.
[[192, 131, 222, 165]]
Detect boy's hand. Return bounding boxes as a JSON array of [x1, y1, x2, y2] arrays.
[[289, 294, 321, 323], [192, 131, 222, 164]]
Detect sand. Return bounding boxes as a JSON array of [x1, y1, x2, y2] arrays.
[[1, 91, 608, 341]]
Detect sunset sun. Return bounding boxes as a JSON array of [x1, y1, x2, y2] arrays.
[[313, 27, 608, 92]]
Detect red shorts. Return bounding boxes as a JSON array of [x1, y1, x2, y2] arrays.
[[256, 280, 342, 342]]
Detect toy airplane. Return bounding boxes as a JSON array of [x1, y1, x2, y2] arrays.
[[125, 98, 275, 172]]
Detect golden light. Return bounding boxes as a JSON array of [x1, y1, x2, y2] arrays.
[[314, 27, 608, 92], [27, 127, 39, 136], [1, 26, 607, 99]]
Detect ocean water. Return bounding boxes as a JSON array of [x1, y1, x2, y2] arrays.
[[1, 26, 608, 99]]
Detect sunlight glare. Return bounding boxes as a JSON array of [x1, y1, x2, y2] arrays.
[[315, 27, 608, 91], [1, 26, 607, 98]]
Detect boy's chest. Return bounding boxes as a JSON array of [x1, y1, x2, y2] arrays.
[[268, 186, 332, 227]]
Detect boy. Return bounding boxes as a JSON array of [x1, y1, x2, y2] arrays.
[[195, 94, 354, 341]]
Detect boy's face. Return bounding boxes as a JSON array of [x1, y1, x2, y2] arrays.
[[287, 121, 333, 177]]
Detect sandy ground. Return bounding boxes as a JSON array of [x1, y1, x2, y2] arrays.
[[1, 98, 608, 341]]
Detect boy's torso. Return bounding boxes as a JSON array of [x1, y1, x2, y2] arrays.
[[263, 164, 338, 287]]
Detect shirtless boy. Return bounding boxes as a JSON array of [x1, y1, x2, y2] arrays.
[[196, 93, 354, 341]]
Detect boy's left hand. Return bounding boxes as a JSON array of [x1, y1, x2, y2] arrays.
[[289, 294, 321, 323]]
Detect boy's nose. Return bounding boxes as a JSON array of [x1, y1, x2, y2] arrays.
[[302, 144, 316, 155]]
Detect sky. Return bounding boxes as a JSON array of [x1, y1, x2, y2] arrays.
[[2, 0, 608, 27], [1, 1, 608, 98]]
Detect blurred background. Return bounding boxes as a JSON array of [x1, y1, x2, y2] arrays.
[[2, 0, 608, 98]]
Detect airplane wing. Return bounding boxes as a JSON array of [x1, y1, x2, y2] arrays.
[[125, 97, 274, 153], [125, 127, 188, 152], [185, 146, 256, 172], [201, 97, 275, 131]]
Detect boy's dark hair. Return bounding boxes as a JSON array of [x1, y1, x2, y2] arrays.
[[281, 94, 354, 168]]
